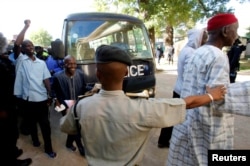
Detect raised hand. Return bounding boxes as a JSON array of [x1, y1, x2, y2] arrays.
[[24, 19, 31, 28]]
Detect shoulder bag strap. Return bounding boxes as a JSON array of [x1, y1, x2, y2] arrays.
[[73, 99, 82, 137], [73, 93, 95, 137]]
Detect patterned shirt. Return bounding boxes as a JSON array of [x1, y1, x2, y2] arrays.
[[52, 69, 88, 107], [167, 45, 250, 166]]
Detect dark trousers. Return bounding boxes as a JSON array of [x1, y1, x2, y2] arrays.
[[158, 91, 180, 146], [17, 98, 31, 135], [66, 134, 83, 149], [0, 107, 20, 165], [61, 109, 83, 149], [157, 56, 161, 64], [22, 100, 53, 153], [230, 72, 237, 83]]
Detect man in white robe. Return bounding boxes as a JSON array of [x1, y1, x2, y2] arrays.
[[167, 13, 250, 166]]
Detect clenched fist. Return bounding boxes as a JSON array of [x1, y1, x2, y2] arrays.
[[24, 19, 31, 27]]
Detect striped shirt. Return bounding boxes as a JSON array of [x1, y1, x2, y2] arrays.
[[167, 45, 250, 166]]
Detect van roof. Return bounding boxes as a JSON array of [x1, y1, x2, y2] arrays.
[[65, 12, 143, 23]]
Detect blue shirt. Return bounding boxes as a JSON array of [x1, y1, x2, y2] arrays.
[[8, 52, 16, 65], [45, 55, 64, 84], [14, 54, 51, 102], [45, 55, 64, 74]]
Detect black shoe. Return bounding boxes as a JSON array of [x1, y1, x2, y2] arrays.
[[78, 147, 85, 156], [16, 158, 32, 166], [66, 145, 77, 152], [157, 143, 169, 148], [45, 151, 57, 158], [33, 141, 41, 147], [16, 149, 23, 158]]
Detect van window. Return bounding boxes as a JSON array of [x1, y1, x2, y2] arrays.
[[66, 20, 153, 63]]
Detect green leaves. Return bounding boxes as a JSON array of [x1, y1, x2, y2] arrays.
[[30, 29, 53, 47]]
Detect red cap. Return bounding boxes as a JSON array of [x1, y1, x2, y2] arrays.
[[207, 13, 238, 31]]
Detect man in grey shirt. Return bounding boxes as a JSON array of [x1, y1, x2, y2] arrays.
[[60, 45, 225, 165]]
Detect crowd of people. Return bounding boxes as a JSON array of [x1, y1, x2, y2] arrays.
[[0, 13, 250, 166]]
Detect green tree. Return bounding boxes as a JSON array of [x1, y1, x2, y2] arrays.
[[30, 28, 53, 47], [94, 0, 246, 47]]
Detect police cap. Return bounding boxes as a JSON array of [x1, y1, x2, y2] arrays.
[[95, 45, 132, 66]]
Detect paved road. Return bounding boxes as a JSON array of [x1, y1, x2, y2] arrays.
[[17, 59, 250, 166]]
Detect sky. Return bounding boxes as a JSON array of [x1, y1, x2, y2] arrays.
[[1, 0, 250, 40], [1, 0, 96, 40], [220, 0, 250, 36]]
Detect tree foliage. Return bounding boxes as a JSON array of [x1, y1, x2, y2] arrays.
[[30, 29, 53, 47], [93, 0, 248, 45]]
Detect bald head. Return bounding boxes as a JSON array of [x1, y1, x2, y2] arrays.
[[21, 40, 34, 56], [64, 55, 75, 63], [64, 55, 77, 76], [96, 62, 128, 91]]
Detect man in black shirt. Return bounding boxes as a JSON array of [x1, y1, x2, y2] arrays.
[[0, 32, 32, 166]]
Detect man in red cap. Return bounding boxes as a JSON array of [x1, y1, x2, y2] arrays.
[[168, 13, 250, 165], [207, 13, 238, 32]]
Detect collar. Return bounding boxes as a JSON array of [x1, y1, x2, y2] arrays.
[[99, 89, 125, 96]]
